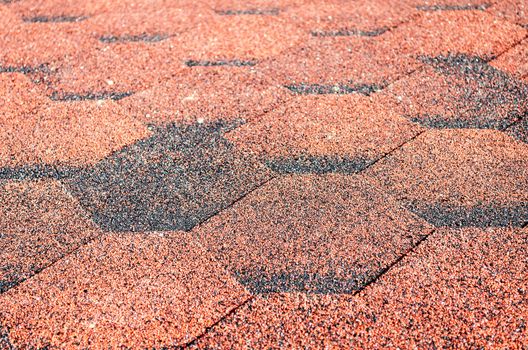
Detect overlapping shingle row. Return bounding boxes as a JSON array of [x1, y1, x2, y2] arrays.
[[1, 0, 527, 348]]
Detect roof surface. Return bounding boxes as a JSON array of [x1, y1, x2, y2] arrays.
[[1, 0, 528, 348]]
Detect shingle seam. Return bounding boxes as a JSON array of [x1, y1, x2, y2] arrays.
[[0, 232, 103, 295], [181, 296, 256, 349], [356, 129, 427, 175], [214, 8, 280, 16], [310, 27, 389, 37], [0, 181, 103, 295], [49, 91, 134, 101], [491, 31, 528, 59], [0, 180, 104, 294], [184, 59, 257, 67], [416, 4, 491, 11], [187, 175, 278, 232], [99, 33, 172, 43], [356, 228, 436, 295]]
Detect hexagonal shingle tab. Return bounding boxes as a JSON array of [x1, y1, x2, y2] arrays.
[[0, 21, 88, 67], [383, 54, 528, 129], [382, 10, 526, 57], [487, 0, 528, 28], [119, 67, 291, 125], [226, 94, 423, 174], [0, 74, 151, 167], [258, 36, 419, 90], [64, 120, 273, 232], [50, 39, 187, 97], [191, 227, 528, 348], [176, 13, 305, 60], [193, 174, 432, 294], [0, 231, 250, 348], [289, 0, 418, 35], [365, 129, 528, 227]]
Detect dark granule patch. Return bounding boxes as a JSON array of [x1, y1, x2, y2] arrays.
[[285, 83, 384, 95], [193, 174, 432, 294], [63, 120, 271, 232], [418, 53, 496, 70], [0, 328, 14, 349], [0, 64, 50, 74], [49, 91, 134, 101], [99, 34, 170, 43], [235, 269, 375, 294], [266, 155, 372, 174], [409, 114, 517, 129], [0, 165, 78, 180], [215, 8, 279, 15], [385, 53, 528, 130], [407, 203, 528, 228], [22, 15, 88, 23], [184, 59, 257, 67], [507, 117, 528, 143], [0, 273, 19, 294], [310, 27, 389, 37], [416, 4, 490, 11]]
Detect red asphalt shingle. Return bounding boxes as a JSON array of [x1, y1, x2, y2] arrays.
[[1, 0, 527, 347], [118, 67, 292, 125], [0, 232, 250, 348], [191, 227, 528, 349], [365, 129, 528, 227], [487, 0, 528, 28], [0, 73, 151, 167], [257, 35, 420, 88], [6, 0, 209, 17], [226, 94, 423, 171], [82, 7, 212, 39], [0, 21, 88, 67], [193, 174, 432, 294], [380, 10, 527, 57], [289, 0, 419, 34], [0, 180, 100, 293], [175, 14, 306, 60], [381, 55, 528, 129], [49, 39, 187, 96], [491, 38, 528, 80]]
